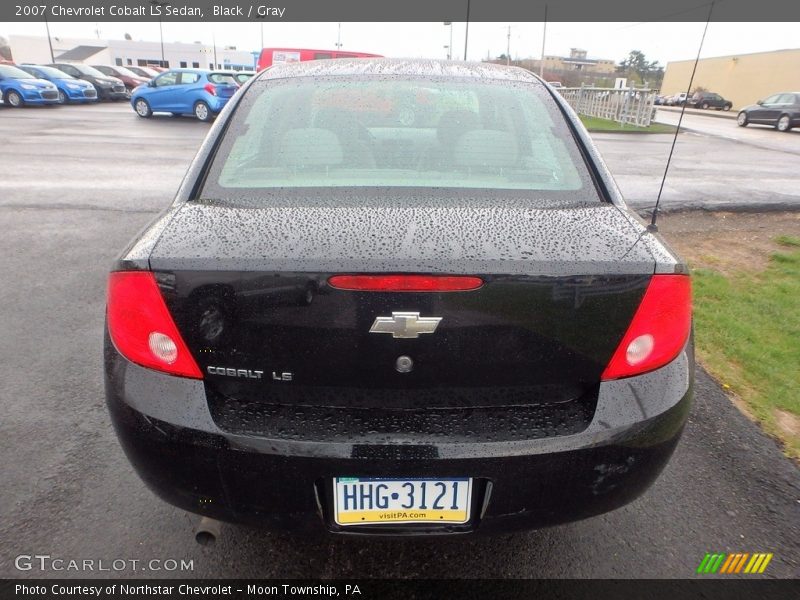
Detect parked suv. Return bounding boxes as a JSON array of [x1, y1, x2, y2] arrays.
[[686, 92, 732, 111], [47, 63, 128, 101]]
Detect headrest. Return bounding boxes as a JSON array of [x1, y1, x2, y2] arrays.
[[278, 128, 343, 167], [452, 130, 518, 168]]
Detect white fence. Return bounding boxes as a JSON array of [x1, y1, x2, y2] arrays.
[[558, 86, 658, 127]]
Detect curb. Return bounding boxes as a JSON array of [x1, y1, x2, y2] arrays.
[[656, 106, 737, 121], [633, 202, 800, 217]]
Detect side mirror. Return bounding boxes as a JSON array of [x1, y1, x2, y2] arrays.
[[756, 99, 763, 105], [148, 80, 156, 87]]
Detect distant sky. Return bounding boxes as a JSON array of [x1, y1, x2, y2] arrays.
[[3, 21, 798, 65]]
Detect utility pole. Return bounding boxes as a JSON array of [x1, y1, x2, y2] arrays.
[[449, 22, 453, 60], [506, 25, 511, 66], [159, 19, 165, 66], [149, 1, 170, 67], [44, 15, 55, 63], [539, 5, 548, 78], [463, 0, 471, 60], [335, 23, 342, 50], [260, 22, 264, 49], [212, 32, 217, 69]]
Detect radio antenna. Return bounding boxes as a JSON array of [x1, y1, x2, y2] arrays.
[[649, 0, 716, 232]]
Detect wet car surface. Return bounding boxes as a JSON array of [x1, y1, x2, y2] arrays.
[[2, 100, 798, 576], [104, 59, 695, 536]]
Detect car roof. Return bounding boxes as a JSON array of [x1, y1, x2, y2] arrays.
[[163, 68, 212, 73], [258, 58, 543, 84]]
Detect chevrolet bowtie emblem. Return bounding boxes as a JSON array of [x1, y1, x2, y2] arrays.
[[369, 312, 443, 339]]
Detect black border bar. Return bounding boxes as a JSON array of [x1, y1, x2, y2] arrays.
[[3, 579, 800, 600], [4, 0, 800, 22]]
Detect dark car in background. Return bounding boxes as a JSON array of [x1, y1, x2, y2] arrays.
[[105, 59, 694, 537], [686, 91, 732, 111], [0, 64, 59, 107], [128, 66, 161, 79], [737, 92, 800, 132], [130, 69, 239, 121], [232, 71, 256, 85], [92, 64, 149, 94], [18, 64, 98, 104], [47, 63, 128, 101]]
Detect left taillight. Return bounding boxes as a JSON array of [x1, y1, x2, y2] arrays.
[[107, 271, 202, 379]]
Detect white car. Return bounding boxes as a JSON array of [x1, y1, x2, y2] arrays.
[[667, 92, 689, 106]]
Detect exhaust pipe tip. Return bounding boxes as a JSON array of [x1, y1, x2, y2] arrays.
[[194, 516, 222, 546]]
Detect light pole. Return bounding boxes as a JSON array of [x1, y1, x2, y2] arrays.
[[335, 23, 342, 50], [539, 4, 548, 78], [150, 0, 170, 67], [506, 25, 511, 66], [212, 32, 217, 69], [44, 15, 55, 63], [463, 1, 471, 61], [444, 22, 453, 60]]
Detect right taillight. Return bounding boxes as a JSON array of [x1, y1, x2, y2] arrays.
[[204, 83, 217, 96], [107, 271, 202, 379], [601, 274, 692, 381]]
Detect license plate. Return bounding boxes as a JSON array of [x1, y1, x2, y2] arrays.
[[333, 477, 472, 525]]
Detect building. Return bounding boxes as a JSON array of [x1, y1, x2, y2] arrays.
[[540, 48, 617, 75], [661, 48, 800, 110], [6, 34, 256, 71]]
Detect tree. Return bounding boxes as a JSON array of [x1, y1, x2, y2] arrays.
[[617, 50, 664, 86]]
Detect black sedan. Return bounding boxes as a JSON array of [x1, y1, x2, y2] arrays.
[[737, 92, 800, 131], [47, 63, 128, 101], [105, 59, 694, 537]]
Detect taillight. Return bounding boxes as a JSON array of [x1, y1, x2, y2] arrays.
[[601, 274, 691, 380], [204, 83, 217, 96], [328, 274, 484, 292], [107, 271, 202, 379]]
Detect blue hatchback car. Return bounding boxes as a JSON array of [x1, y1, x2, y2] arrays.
[[130, 69, 239, 121], [0, 64, 59, 107], [18, 64, 98, 104]]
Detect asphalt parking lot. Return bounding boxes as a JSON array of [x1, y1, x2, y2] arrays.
[[1, 103, 799, 578]]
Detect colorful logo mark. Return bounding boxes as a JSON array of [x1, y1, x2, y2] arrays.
[[697, 553, 773, 574]]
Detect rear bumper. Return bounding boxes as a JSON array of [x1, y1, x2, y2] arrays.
[[206, 95, 231, 114], [105, 339, 693, 535]]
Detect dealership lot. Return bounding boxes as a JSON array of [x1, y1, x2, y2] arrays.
[[1, 103, 798, 578]]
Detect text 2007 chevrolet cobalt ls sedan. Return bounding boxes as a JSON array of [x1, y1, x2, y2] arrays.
[[105, 59, 693, 535]]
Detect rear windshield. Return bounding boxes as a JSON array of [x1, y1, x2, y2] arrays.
[[201, 76, 601, 203], [209, 72, 237, 85]]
